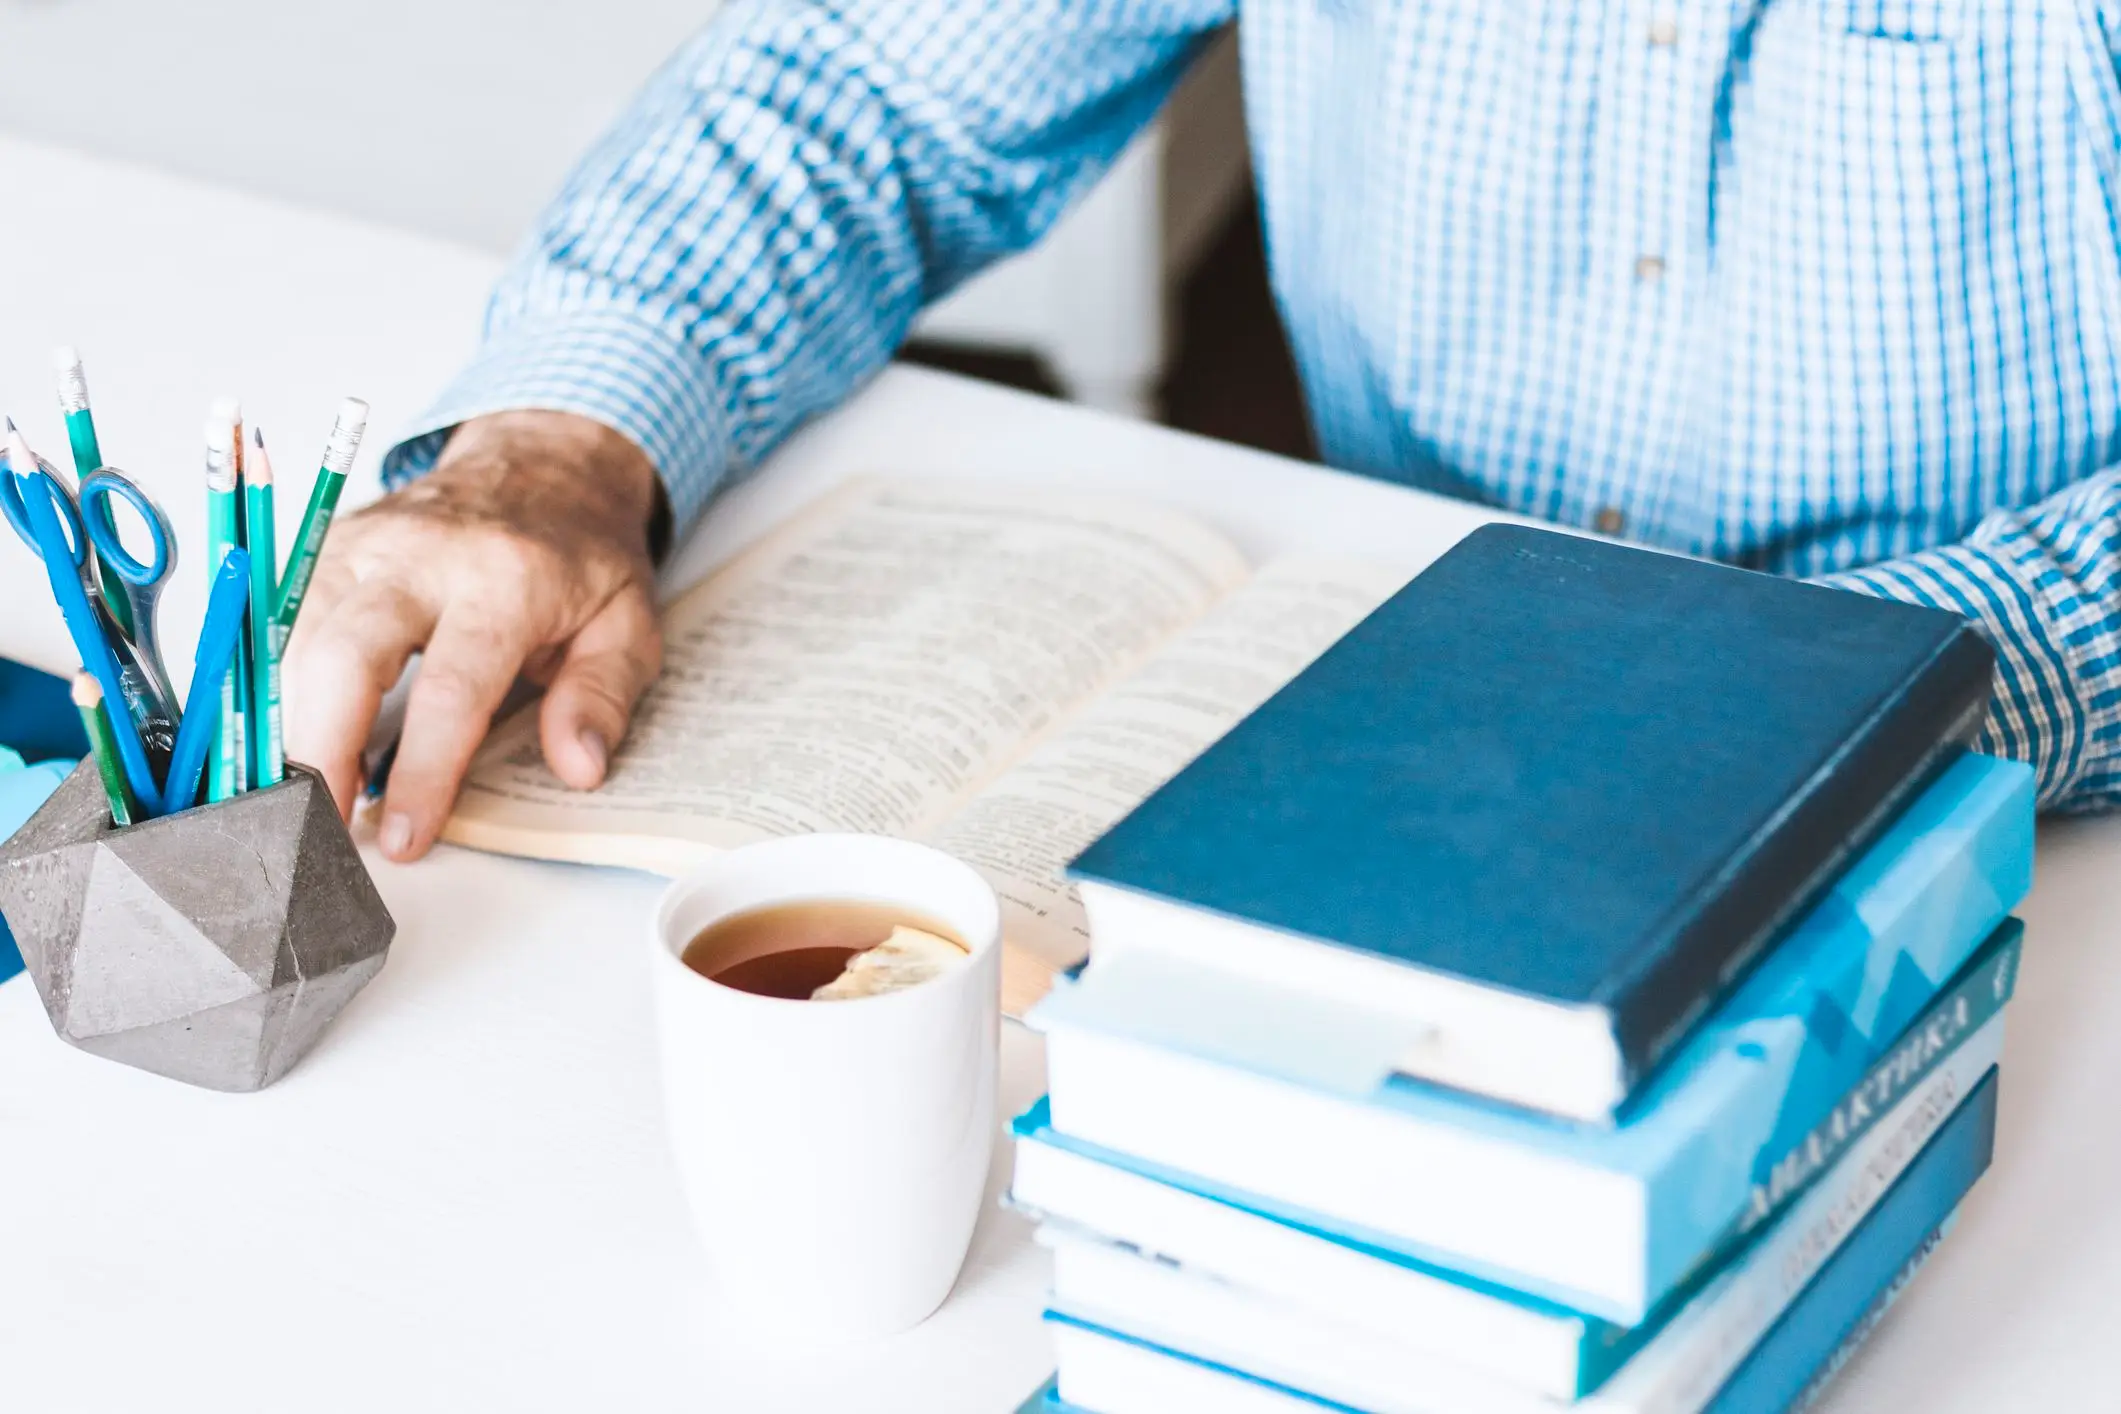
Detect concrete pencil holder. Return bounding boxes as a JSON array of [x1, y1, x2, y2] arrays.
[[0, 760, 394, 1091]]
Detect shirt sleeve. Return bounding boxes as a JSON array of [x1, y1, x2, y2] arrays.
[[1815, 467, 2121, 813], [381, 0, 1234, 530]]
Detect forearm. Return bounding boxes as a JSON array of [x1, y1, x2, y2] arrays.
[[386, 0, 1231, 531], [1815, 468, 2121, 812]]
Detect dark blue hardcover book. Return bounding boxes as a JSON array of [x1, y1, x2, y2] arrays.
[[1036, 1066, 1997, 1413], [1067, 524, 1994, 1121]]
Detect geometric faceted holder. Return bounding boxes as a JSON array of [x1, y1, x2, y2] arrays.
[[0, 761, 394, 1091]]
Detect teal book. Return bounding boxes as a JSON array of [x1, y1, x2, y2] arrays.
[[1038, 1067, 1998, 1414], [1015, 918, 2019, 1394], [1067, 524, 1994, 1121], [1034, 754, 2031, 1323]]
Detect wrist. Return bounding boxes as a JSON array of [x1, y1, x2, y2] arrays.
[[427, 411, 665, 556]]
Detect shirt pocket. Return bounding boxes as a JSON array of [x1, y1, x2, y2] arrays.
[[1702, 3, 1992, 562], [1802, 0, 1968, 41]]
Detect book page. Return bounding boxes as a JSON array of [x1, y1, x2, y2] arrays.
[[443, 480, 1250, 879], [925, 556, 1413, 979]]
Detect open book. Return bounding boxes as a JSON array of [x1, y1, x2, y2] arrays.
[[442, 480, 1409, 1015]]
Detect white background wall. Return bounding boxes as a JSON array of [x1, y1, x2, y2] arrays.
[[0, 0, 716, 252], [0, 0, 1248, 414]]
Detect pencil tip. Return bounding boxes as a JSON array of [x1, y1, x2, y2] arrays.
[[253, 427, 266, 448], [4, 415, 16, 433]]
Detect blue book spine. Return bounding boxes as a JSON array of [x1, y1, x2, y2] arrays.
[[1787, 1215, 1954, 1412], [1700, 1069, 1997, 1414], [1621, 755, 2028, 1302], [1589, 917, 2020, 1379]]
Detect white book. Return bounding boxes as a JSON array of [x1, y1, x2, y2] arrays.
[[1041, 1017, 2001, 1414], [1015, 1137, 1601, 1400]]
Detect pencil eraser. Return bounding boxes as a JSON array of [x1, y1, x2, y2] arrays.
[[204, 416, 235, 452], [53, 349, 91, 413], [208, 395, 242, 427]]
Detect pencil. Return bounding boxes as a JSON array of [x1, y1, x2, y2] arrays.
[[224, 397, 256, 793], [205, 409, 247, 800], [276, 396, 366, 633], [72, 672, 140, 827], [52, 347, 132, 640], [53, 348, 104, 471], [162, 546, 253, 817], [363, 733, 401, 802], [245, 427, 284, 787]]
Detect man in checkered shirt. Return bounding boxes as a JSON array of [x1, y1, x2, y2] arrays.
[[282, 2, 2121, 861]]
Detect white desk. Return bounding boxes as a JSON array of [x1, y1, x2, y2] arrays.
[[0, 136, 2113, 1413]]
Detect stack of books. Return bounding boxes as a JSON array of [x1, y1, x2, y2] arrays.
[[1010, 526, 2035, 1414]]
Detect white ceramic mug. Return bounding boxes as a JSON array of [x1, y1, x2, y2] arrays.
[[648, 833, 1002, 1343]]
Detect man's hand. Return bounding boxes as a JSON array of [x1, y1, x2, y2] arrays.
[[282, 410, 665, 862]]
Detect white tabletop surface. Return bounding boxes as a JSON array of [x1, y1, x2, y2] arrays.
[[0, 134, 2113, 1412]]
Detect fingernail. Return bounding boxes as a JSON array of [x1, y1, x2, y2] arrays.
[[580, 728, 609, 779], [380, 813, 413, 859]]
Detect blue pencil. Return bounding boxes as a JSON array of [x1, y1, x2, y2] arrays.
[[161, 546, 254, 816], [18, 471, 161, 815]]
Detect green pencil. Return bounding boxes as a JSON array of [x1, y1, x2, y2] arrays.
[[72, 673, 141, 827], [53, 346, 133, 641], [246, 427, 284, 787], [276, 396, 367, 633], [205, 409, 246, 800]]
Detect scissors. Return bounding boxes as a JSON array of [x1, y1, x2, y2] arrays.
[[2, 460, 180, 755]]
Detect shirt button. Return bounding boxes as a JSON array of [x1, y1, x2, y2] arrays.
[[1595, 507, 1627, 535], [1635, 255, 1667, 282], [1648, 16, 1680, 46]]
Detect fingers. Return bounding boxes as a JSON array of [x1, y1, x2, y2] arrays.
[[282, 579, 436, 819], [538, 586, 663, 790], [284, 550, 356, 644], [379, 603, 540, 860]]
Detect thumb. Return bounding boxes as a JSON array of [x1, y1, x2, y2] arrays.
[[538, 587, 662, 790]]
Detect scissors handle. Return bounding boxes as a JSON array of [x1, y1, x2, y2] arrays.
[[76, 468, 175, 586], [75, 468, 178, 715]]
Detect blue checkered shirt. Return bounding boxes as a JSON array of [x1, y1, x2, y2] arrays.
[[386, 0, 2121, 812]]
